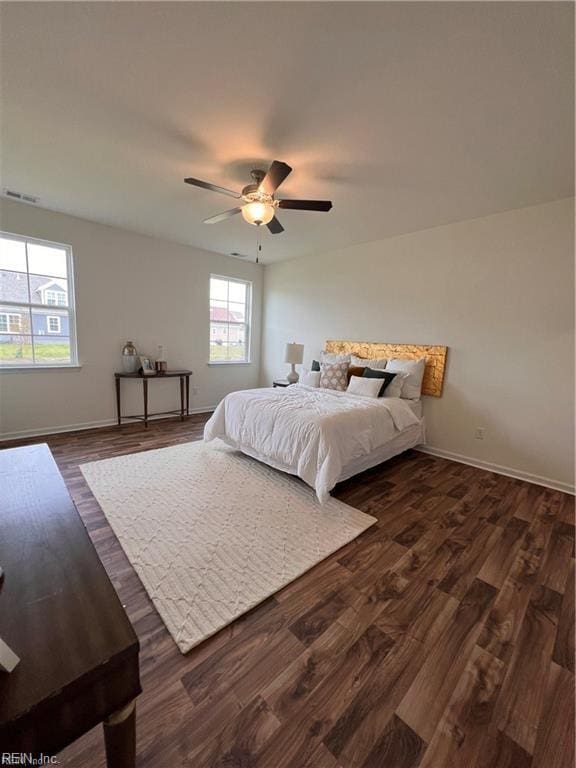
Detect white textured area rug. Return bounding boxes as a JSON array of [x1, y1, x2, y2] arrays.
[[80, 440, 376, 654]]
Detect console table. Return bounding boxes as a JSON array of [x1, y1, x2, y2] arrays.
[[115, 370, 192, 427], [0, 444, 141, 767]]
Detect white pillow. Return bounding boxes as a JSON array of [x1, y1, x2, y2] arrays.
[[300, 370, 321, 388], [379, 370, 407, 398], [386, 358, 426, 399], [350, 354, 387, 369], [347, 375, 382, 399], [320, 350, 351, 365]]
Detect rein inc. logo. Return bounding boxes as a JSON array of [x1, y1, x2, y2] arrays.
[[1, 756, 58, 766]]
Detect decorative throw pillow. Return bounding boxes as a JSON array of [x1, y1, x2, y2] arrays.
[[320, 351, 351, 365], [311, 359, 321, 371], [386, 358, 426, 399], [362, 368, 397, 397], [320, 361, 349, 391], [347, 364, 367, 382], [382, 371, 408, 398], [351, 354, 387, 369], [347, 376, 383, 399], [301, 370, 321, 387]]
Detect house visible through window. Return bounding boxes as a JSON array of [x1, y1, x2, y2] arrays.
[[0, 232, 78, 367], [209, 276, 251, 363]]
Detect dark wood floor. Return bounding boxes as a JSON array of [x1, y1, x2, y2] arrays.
[[6, 415, 574, 767]]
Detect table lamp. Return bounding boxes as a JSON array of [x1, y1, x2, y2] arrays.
[[285, 343, 304, 384]]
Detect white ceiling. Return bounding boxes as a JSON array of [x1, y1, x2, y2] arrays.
[[0, 2, 573, 264]]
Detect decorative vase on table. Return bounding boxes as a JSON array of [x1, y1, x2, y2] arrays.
[[121, 341, 140, 373]]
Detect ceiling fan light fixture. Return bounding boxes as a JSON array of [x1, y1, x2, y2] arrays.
[[184, 160, 332, 235], [241, 201, 275, 226]]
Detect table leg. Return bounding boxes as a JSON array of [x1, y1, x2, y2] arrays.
[[179, 376, 185, 421], [115, 378, 121, 426], [103, 700, 136, 768], [185, 375, 190, 416], [143, 378, 148, 428]]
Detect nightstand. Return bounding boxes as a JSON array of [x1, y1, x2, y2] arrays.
[[272, 379, 291, 388]]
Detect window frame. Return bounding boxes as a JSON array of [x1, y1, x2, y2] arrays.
[[209, 275, 252, 365], [47, 315, 62, 334], [45, 288, 67, 307], [0, 312, 22, 333], [9, 313, 22, 332], [0, 231, 79, 369]]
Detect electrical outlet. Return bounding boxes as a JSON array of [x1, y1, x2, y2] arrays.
[[192, 386, 199, 396], [475, 427, 485, 440]]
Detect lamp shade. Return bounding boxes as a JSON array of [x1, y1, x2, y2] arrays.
[[284, 343, 304, 365], [241, 202, 275, 226]]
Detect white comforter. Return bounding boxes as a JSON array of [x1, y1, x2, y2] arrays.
[[204, 385, 420, 502]]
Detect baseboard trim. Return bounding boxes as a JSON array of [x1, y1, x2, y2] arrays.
[[0, 407, 216, 443], [416, 445, 575, 496]]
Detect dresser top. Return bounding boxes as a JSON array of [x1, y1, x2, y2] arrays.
[[0, 443, 139, 727]]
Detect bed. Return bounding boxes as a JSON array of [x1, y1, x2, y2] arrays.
[[204, 340, 447, 502]]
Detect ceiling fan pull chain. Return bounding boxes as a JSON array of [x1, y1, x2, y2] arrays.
[[256, 229, 262, 263]]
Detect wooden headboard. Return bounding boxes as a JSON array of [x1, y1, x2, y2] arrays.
[[324, 340, 448, 397]]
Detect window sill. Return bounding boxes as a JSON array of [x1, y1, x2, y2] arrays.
[[207, 361, 253, 366], [0, 364, 83, 373]]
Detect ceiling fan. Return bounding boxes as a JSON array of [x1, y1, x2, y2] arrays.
[[184, 160, 332, 235]]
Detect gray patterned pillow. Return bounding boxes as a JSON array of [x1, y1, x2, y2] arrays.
[[320, 351, 351, 365], [350, 354, 388, 369], [320, 361, 349, 391]]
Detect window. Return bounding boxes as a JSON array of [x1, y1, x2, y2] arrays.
[[209, 276, 251, 363], [0, 232, 78, 367], [47, 316, 61, 333], [45, 289, 67, 306], [0, 313, 22, 333]]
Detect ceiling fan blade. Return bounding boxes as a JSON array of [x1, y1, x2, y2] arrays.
[[203, 208, 242, 224], [259, 161, 292, 195], [184, 177, 241, 199], [277, 199, 333, 212], [266, 216, 285, 234]]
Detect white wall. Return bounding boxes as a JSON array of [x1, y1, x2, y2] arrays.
[[0, 198, 262, 438], [261, 198, 575, 491], [3, 197, 574, 492]]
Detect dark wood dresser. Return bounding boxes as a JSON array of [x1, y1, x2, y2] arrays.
[[0, 444, 141, 767]]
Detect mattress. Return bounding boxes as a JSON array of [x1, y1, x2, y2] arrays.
[[404, 399, 423, 419], [337, 421, 425, 482]]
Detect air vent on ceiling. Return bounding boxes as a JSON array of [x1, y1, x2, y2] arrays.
[[2, 188, 39, 204]]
